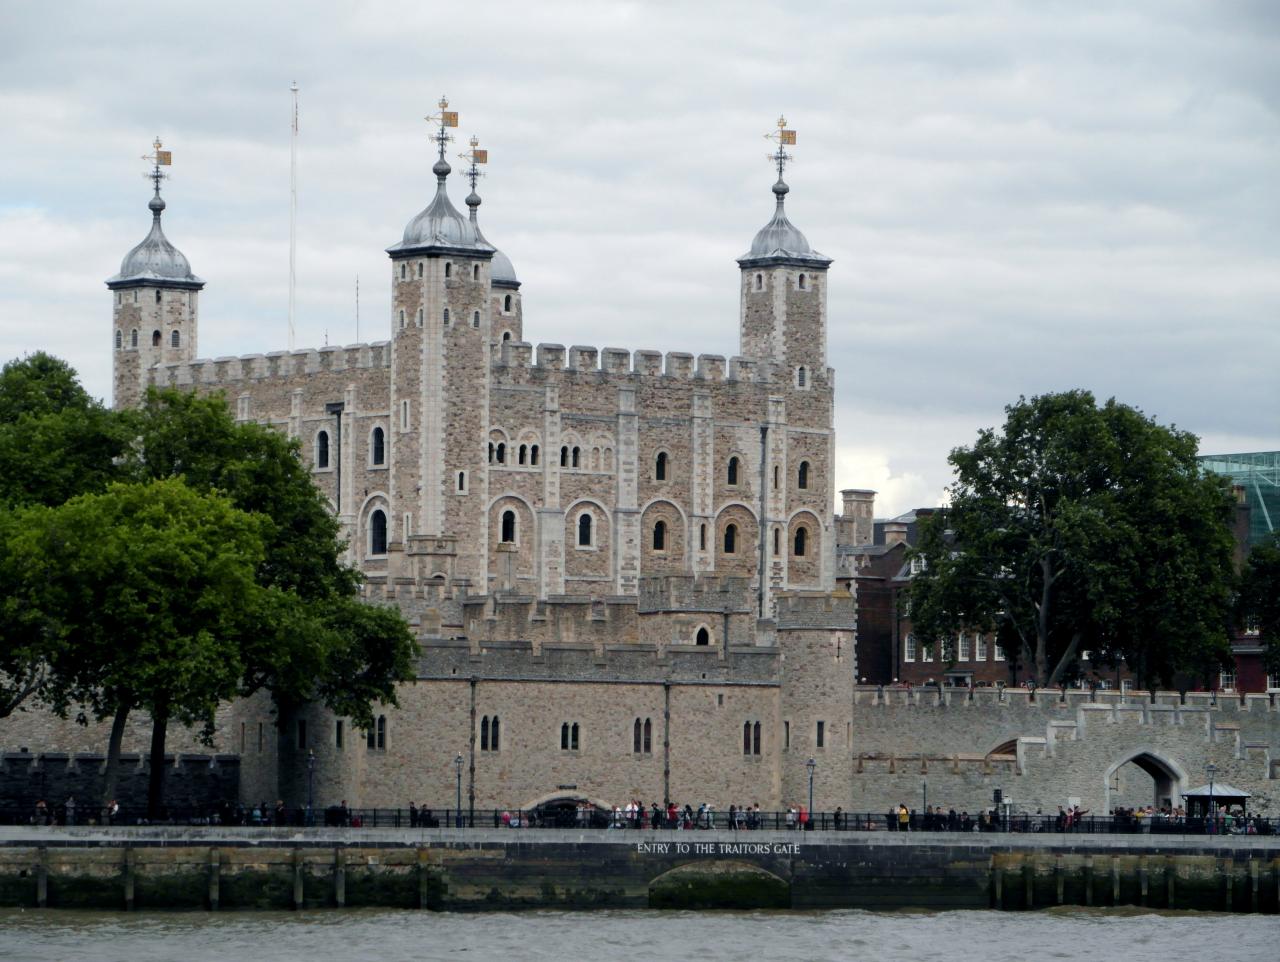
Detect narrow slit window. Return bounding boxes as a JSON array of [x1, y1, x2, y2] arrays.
[[316, 431, 330, 469], [652, 520, 666, 551], [501, 509, 516, 543], [798, 461, 809, 489], [724, 523, 737, 554], [371, 426, 385, 465], [655, 451, 667, 481], [578, 513, 593, 547]]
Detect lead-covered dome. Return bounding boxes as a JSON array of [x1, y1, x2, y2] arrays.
[[737, 178, 831, 269], [106, 193, 203, 289], [388, 158, 493, 256]]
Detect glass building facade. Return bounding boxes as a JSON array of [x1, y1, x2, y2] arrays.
[[1199, 450, 1279, 547]]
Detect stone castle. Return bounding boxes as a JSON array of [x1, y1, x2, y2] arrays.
[[3, 112, 1277, 819]]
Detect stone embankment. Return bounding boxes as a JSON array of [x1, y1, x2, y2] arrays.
[[1, 827, 1276, 913]]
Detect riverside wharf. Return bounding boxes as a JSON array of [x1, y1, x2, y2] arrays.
[[2, 826, 1278, 914]]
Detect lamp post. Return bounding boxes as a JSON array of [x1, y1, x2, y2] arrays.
[[1205, 762, 1217, 834], [806, 757, 816, 830], [306, 749, 315, 827], [454, 753, 464, 828], [922, 778, 928, 816]]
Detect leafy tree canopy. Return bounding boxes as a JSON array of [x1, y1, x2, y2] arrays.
[[1238, 534, 1280, 675], [908, 390, 1236, 688]]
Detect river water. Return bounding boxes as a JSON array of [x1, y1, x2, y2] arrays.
[[1, 907, 1276, 962]]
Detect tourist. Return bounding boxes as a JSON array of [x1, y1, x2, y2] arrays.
[[786, 806, 796, 830], [897, 803, 909, 832], [833, 806, 843, 831]]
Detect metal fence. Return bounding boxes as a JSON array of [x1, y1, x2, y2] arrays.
[[3, 804, 1276, 837]]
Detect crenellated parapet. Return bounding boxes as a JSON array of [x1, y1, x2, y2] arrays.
[[637, 575, 754, 615], [491, 341, 799, 385], [774, 589, 856, 630], [148, 341, 392, 391]]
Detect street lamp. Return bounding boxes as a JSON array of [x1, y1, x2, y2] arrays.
[[806, 757, 816, 830], [454, 753, 464, 828], [1205, 762, 1217, 833], [306, 749, 315, 827]]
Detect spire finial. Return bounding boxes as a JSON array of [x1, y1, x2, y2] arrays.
[[141, 136, 172, 214], [764, 116, 796, 206], [426, 95, 459, 182], [458, 135, 488, 220]]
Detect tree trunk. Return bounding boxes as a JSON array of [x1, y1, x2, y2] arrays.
[[146, 703, 170, 821], [100, 702, 131, 816]]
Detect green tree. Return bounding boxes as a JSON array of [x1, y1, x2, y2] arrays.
[[123, 388, 416, 756], [908, 390, 1236, 688], [4, 480, 268, 815], [1238, 534, 1280, 676], [0, 354, 128, 717]]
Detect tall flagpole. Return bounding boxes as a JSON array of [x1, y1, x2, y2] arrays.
[[289, 81, 299, 351]]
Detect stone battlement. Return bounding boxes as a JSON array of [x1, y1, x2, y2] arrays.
[[496, 340, 792, 384], [853, 685, 1279, 714], [150, 341, 392, 391], [637, 575, 755, 614]]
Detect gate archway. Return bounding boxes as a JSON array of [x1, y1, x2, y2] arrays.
[[1103, 749, 1187, 812]]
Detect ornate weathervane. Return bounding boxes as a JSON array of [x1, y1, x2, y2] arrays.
[[425, 95, 459, 166], [142, 136, 172, 196], [458, 135, 488, 193], [764, 115, 796, 183]]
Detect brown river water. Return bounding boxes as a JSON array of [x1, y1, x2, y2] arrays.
[[0, 907, 1276, 962]]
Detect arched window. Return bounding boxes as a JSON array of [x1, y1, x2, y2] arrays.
[[443, 308, 450, 326], [753, 721, 761, 756], [444, 262, 452, 278], [571, 723, 580, 750], [502, 331, 512, 342], [755, 273, 763, 291], [798, 273, 806, 290], [578, 513, 593, 547], [316, 431, 330, 469], [418, 308, 423, 326], [572, 446, 580, 468], [655, 451, 667, 481], [457, 471, 466, 492], [518, 444, 528, 465], [417, 262, 423, 278], [130, 329, 138, 348], [723, 523, 737, 554], [370, 509, 387, 555], [652, 520, 666, 551], [797, 366, 807, 388], [794, 527, 807, 556], [699, 524, 707, 550], [472, 263, 480, 280], [560, 445, 568, 467], [371, 426, 385, 465], [496, 442, 506, 464], [481, 716, 490, 751], [114, 330, 122, 349], [399, 310, 405, 330], [481, 716, 499, 751], [727, 456, 739, 485], [743, 721, 752, 755], [501, 509, 516, 543], [773, 528, 780, 556], [530, 445, 539, 466], [171, 329, 180, 348], [152, 330, 161, 347], [773, 465, 780, 488], [400, 263, 406, 280], [696, 627, 710, 646], [503, 293, 513, 313], [155, 289, 161, 304], [798, 461, 809, 489], [643, 718, 651, 753], [376, 715, 386, 749], [633, 718, 642, 754], [488, 442, 495, 463], [561, 723, 569, 750], [472, 311, 480, 328], [491, 715, 500, 751]]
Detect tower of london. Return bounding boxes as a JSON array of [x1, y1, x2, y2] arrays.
[[6, 108, 1274, 823]]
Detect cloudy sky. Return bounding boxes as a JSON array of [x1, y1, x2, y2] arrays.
[[1, 0, 1276, 516]]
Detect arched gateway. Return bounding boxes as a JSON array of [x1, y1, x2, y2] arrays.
[[1103, 749, 1187, 812]]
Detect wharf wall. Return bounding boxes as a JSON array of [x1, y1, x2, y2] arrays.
[[1, 828, 1277, 913]]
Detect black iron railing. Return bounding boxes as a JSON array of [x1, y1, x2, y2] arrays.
[[2, 805, 1275, 837]]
